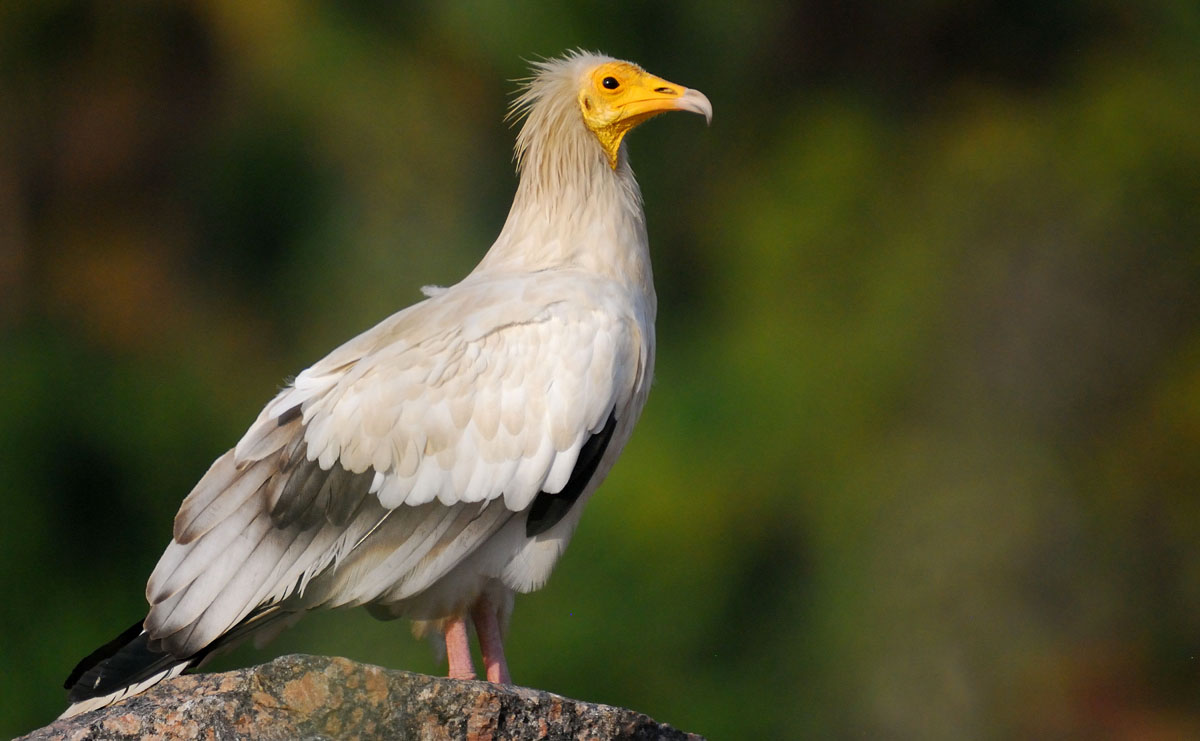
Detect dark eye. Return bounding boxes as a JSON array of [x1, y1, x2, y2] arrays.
[[602, 76, 620, 90]]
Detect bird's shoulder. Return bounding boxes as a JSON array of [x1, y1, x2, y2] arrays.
[[309, 268, 648, 376], [227, 268, 650, 513]]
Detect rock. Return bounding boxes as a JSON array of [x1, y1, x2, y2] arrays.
[[19, 654, 702, 740]]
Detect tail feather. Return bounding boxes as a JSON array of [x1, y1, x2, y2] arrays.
[[61, 622, 194, 719], [61, 661, 191, 719], [61, 606, 295, 718], [63, 619, 144, 691]]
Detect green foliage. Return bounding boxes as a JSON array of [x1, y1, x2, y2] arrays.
[[2, 1, 1199, 737]]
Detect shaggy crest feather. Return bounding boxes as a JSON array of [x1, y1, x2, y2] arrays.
[[504, 51, 645, 218], [508, 50, 615, 168]]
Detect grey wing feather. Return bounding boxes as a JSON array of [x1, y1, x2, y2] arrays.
[[172, 452, 272, 544], [144, 272, 649, 658], [144, 420, 515, 656], [271, 456, 327, 528]]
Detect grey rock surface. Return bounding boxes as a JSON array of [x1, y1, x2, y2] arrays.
[[20, 654, 702, 740]]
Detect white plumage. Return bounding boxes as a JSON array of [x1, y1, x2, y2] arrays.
[[61, 50, 710, 718]]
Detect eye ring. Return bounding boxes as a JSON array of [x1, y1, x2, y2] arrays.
[[601, 76, 620, 90]]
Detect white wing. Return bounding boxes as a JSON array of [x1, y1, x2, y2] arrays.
[[143, 269, 651, 656]]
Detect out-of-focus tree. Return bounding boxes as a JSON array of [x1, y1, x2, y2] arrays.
[[2, 1, 1198, 738]]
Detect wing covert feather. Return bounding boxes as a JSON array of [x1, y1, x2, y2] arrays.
[[143, 270, 651, 657], [238, 272, 645, 516]]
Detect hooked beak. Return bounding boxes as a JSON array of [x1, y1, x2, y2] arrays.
[[617, 75, 713, 126]]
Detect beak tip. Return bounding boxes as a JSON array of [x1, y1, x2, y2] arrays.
[[679, 88, 713, 125]]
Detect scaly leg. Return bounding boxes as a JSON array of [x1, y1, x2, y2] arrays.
[[471, 596, 512, 684], [444, 614, 476, 680]]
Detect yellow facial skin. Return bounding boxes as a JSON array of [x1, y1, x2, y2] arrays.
[[579, 62, 713, 169]]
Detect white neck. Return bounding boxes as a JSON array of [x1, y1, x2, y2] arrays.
[[472, 72, 654, 299]]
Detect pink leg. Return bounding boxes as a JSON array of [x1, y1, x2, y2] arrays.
[[471, 597, 512, 684], [444, 614, 476, 680]]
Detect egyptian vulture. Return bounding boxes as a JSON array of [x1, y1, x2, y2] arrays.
[[61, 50, 711, 718]]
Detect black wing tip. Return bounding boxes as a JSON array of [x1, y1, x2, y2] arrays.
[[66, 645, 194, 707], [525, 413, 617, 537], [63, 619, 146, 690], [62, 605, 291, 709]]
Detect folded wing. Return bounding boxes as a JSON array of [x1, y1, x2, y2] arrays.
[[143, 272, 646, 657]]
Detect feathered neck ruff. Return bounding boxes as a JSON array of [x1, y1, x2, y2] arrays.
[[475, 51, 650, 282]]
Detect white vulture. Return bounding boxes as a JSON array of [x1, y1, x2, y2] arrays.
[[60, 50, 711, 718]]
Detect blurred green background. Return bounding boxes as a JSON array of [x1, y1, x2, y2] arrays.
[[2, 1, 1199, 738]]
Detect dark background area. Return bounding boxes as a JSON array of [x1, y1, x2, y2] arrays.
[[2, 1, 1199, 737]]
